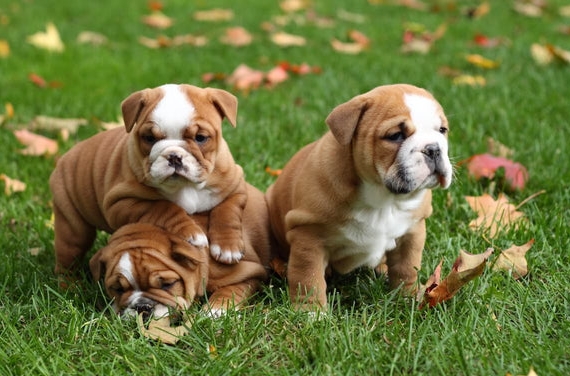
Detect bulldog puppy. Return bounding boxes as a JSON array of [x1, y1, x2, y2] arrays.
[[90, 183, 272, 318], [266, 84, 452, 311], [50, 84, 247, 280]]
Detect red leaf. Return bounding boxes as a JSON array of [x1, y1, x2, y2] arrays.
[[463, 153, 529, 190], [29, 73, 47, 88]]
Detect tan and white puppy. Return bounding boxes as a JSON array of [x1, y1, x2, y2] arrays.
[[266, 84, 452, 310], [90, 183, 272, 318], [50, 84, 247, 280]]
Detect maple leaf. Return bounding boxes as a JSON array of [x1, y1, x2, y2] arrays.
[[492, 239, 533, 279], [27, 22, 64, 52], [137, 313, 191, 345], [220, 27, 253, 47], [465, 193, 526, 238], [418, 248, 494, 309], [463, 153, 529, 191], [0, 174, 26, 195], [13, 129, 58, 156]]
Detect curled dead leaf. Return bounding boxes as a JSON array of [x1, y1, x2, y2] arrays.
[[137, 313, 191, 345], [463, 153, 529, 190], [419, 248, 494, 309], [13, 129, 58, 157], [193, 8, 234, 22], [465, 193, 526, 238], [0, 174, 26, 195], [492, 239, 533, 279]]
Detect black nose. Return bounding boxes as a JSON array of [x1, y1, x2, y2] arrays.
[[167, 154, 183, 169], [135, 302, 154, 314], [422, 143, 441, 160]]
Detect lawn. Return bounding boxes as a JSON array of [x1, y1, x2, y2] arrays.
[[1, 0, 569, 374]]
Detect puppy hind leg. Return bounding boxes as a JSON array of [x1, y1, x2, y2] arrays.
[[202, 280, 259, 318]]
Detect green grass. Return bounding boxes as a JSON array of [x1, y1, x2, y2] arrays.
[[1, 0, 569, 374]]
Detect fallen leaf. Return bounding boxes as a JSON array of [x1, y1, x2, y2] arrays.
[[30, 115, 88, 135], [13, 129, 58, 156], [271, 31, 306, 47], [27, 22, 64, 52], [531, 43, 553, 65], [465, 193, 526, 238], [547, 44, 570, 64], [29, 73, 47, 88], [220, 27, 252, 47], [466, 54, 500, 69], [77, 31, 108, 46], [492, 239, 533, 279], [348, 30, 370, 48], [4, 102, 14, 120], [452, 75, 486, 86], [561, 5, 570, 17], [28, 247, 41, 256], [513, 1, 543, 17], [193, 9, 234, 22], [266, 66, 289, 86], [226, 64, 264, 91], [401, 23, 446, 54], [208, 343, 219, 358], [265, 166, 283, 176], [280, 0, 308, 13], [0, 39, 9, 58], [331, 38, 365, 54], [467, 2, 490, 18], [463, 153, 529, 190], [0, 174, 26, 195], [137, 313, 191, 345], [142, 12, 173, 29], [148, 1, 163, 12], [419, 248, 494, 309], [473, 33, 507, 48]]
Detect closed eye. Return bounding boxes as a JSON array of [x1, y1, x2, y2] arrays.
[[161, 280, 180, 290], [142, 134, 157, 144]]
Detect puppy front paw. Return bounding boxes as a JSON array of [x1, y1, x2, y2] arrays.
[[188, 232, 209, 248], [210, 244, 244, 264]]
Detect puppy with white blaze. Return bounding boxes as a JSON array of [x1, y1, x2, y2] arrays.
[[266, 84, 452, 311], [50, 84, 249, 285]]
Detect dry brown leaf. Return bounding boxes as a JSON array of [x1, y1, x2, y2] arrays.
[[266, 66, 289, 86], [465, 193, 525, 238], [13, 129, 58, 156], [142, 12, 173, 29], [0, 39, 9, 58], [77, 31, 108, 46], [193, 8, 234, 22], [226, 64, 264, 91], [27, 22, 64, 52], [513, 1, 543, 17], [30, 115, 88, 134], [137, 313, 191, 345], [220, 27, 252, 47], [492, 239, 533, 279], [419, 248, 494, 309], [331, 38, 365, 54], [271, 32, 306, 47], [0, 174, 26, 195], [280, 0, 308, 13]]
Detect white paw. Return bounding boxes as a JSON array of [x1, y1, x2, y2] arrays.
[[203, 307, 227, 319], [210, 244, 243, 264], [188, 233, 208, 248]]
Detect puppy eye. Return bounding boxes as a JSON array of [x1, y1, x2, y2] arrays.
[[195, 134, 209, 145], [439, 127, 448, 135], [142, 134, 157, 144], [111, 285, 125, 294], [161, 280, 180, 290], [385, 132, 405, 142]]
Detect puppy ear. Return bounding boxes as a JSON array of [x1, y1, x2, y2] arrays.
[[121, 89, 150, 132], [89, 246, 109, 282], [172, 241, 208, 295], [325, 96, 369, 145], [207, 88, 238, 128]]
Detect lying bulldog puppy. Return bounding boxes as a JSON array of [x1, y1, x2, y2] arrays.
[[90, 183, 272, 318], [266, 84, 452, 311], [50, 84, 247, 281]]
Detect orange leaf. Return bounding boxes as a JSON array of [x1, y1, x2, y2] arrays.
[[465, 193, 526, 238], [266, 66, 289, 86], [463, 153, 528, 190], [142, 12, 173, 29], [29, 73, 47, 88], [13, 129, 58, 156], [220, 27, 252, 47], [492, 239, 533, 279], [419, 248, 494, 309], [265, 166, 282, 176], [466, 54, 500, 69], [331, 38, 365, 54], [0, 174, 26, 195], [225, 64, 264, 91]]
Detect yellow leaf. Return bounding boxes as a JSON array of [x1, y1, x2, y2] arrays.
[[492, 239, 533, 279], [193, 9, 234, 22], [0, 174, 26, 195], [271, 32, 306, 47], [280, 0, 308, 13], [531, 43, 553, 65], [466, 54, 500, 69], [142, 11, 173, 29], [0, 39, 9, 58], [27, 22, 65, 52], [331, 38, 365, 54], [452, 75, 486, 86]]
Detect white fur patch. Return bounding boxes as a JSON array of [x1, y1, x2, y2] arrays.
[[331, 183, 426, 273], [118, 253, 138, 290], [404, 93, 441, 131], [151, 84, 195, 139]]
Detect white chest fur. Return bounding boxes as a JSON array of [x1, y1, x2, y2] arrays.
[[328, 182, 426, 274], [162, 186, 222, 214]]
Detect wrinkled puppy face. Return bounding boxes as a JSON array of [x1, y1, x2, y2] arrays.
[[326, 84, 452, 195], [121, 84, 237, 193], [90, 224, 208, 319]]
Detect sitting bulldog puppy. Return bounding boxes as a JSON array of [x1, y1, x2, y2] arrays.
[[90, 183, 272, 318], [50, 84, 248, 283], [266, 84, 452, 311]]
